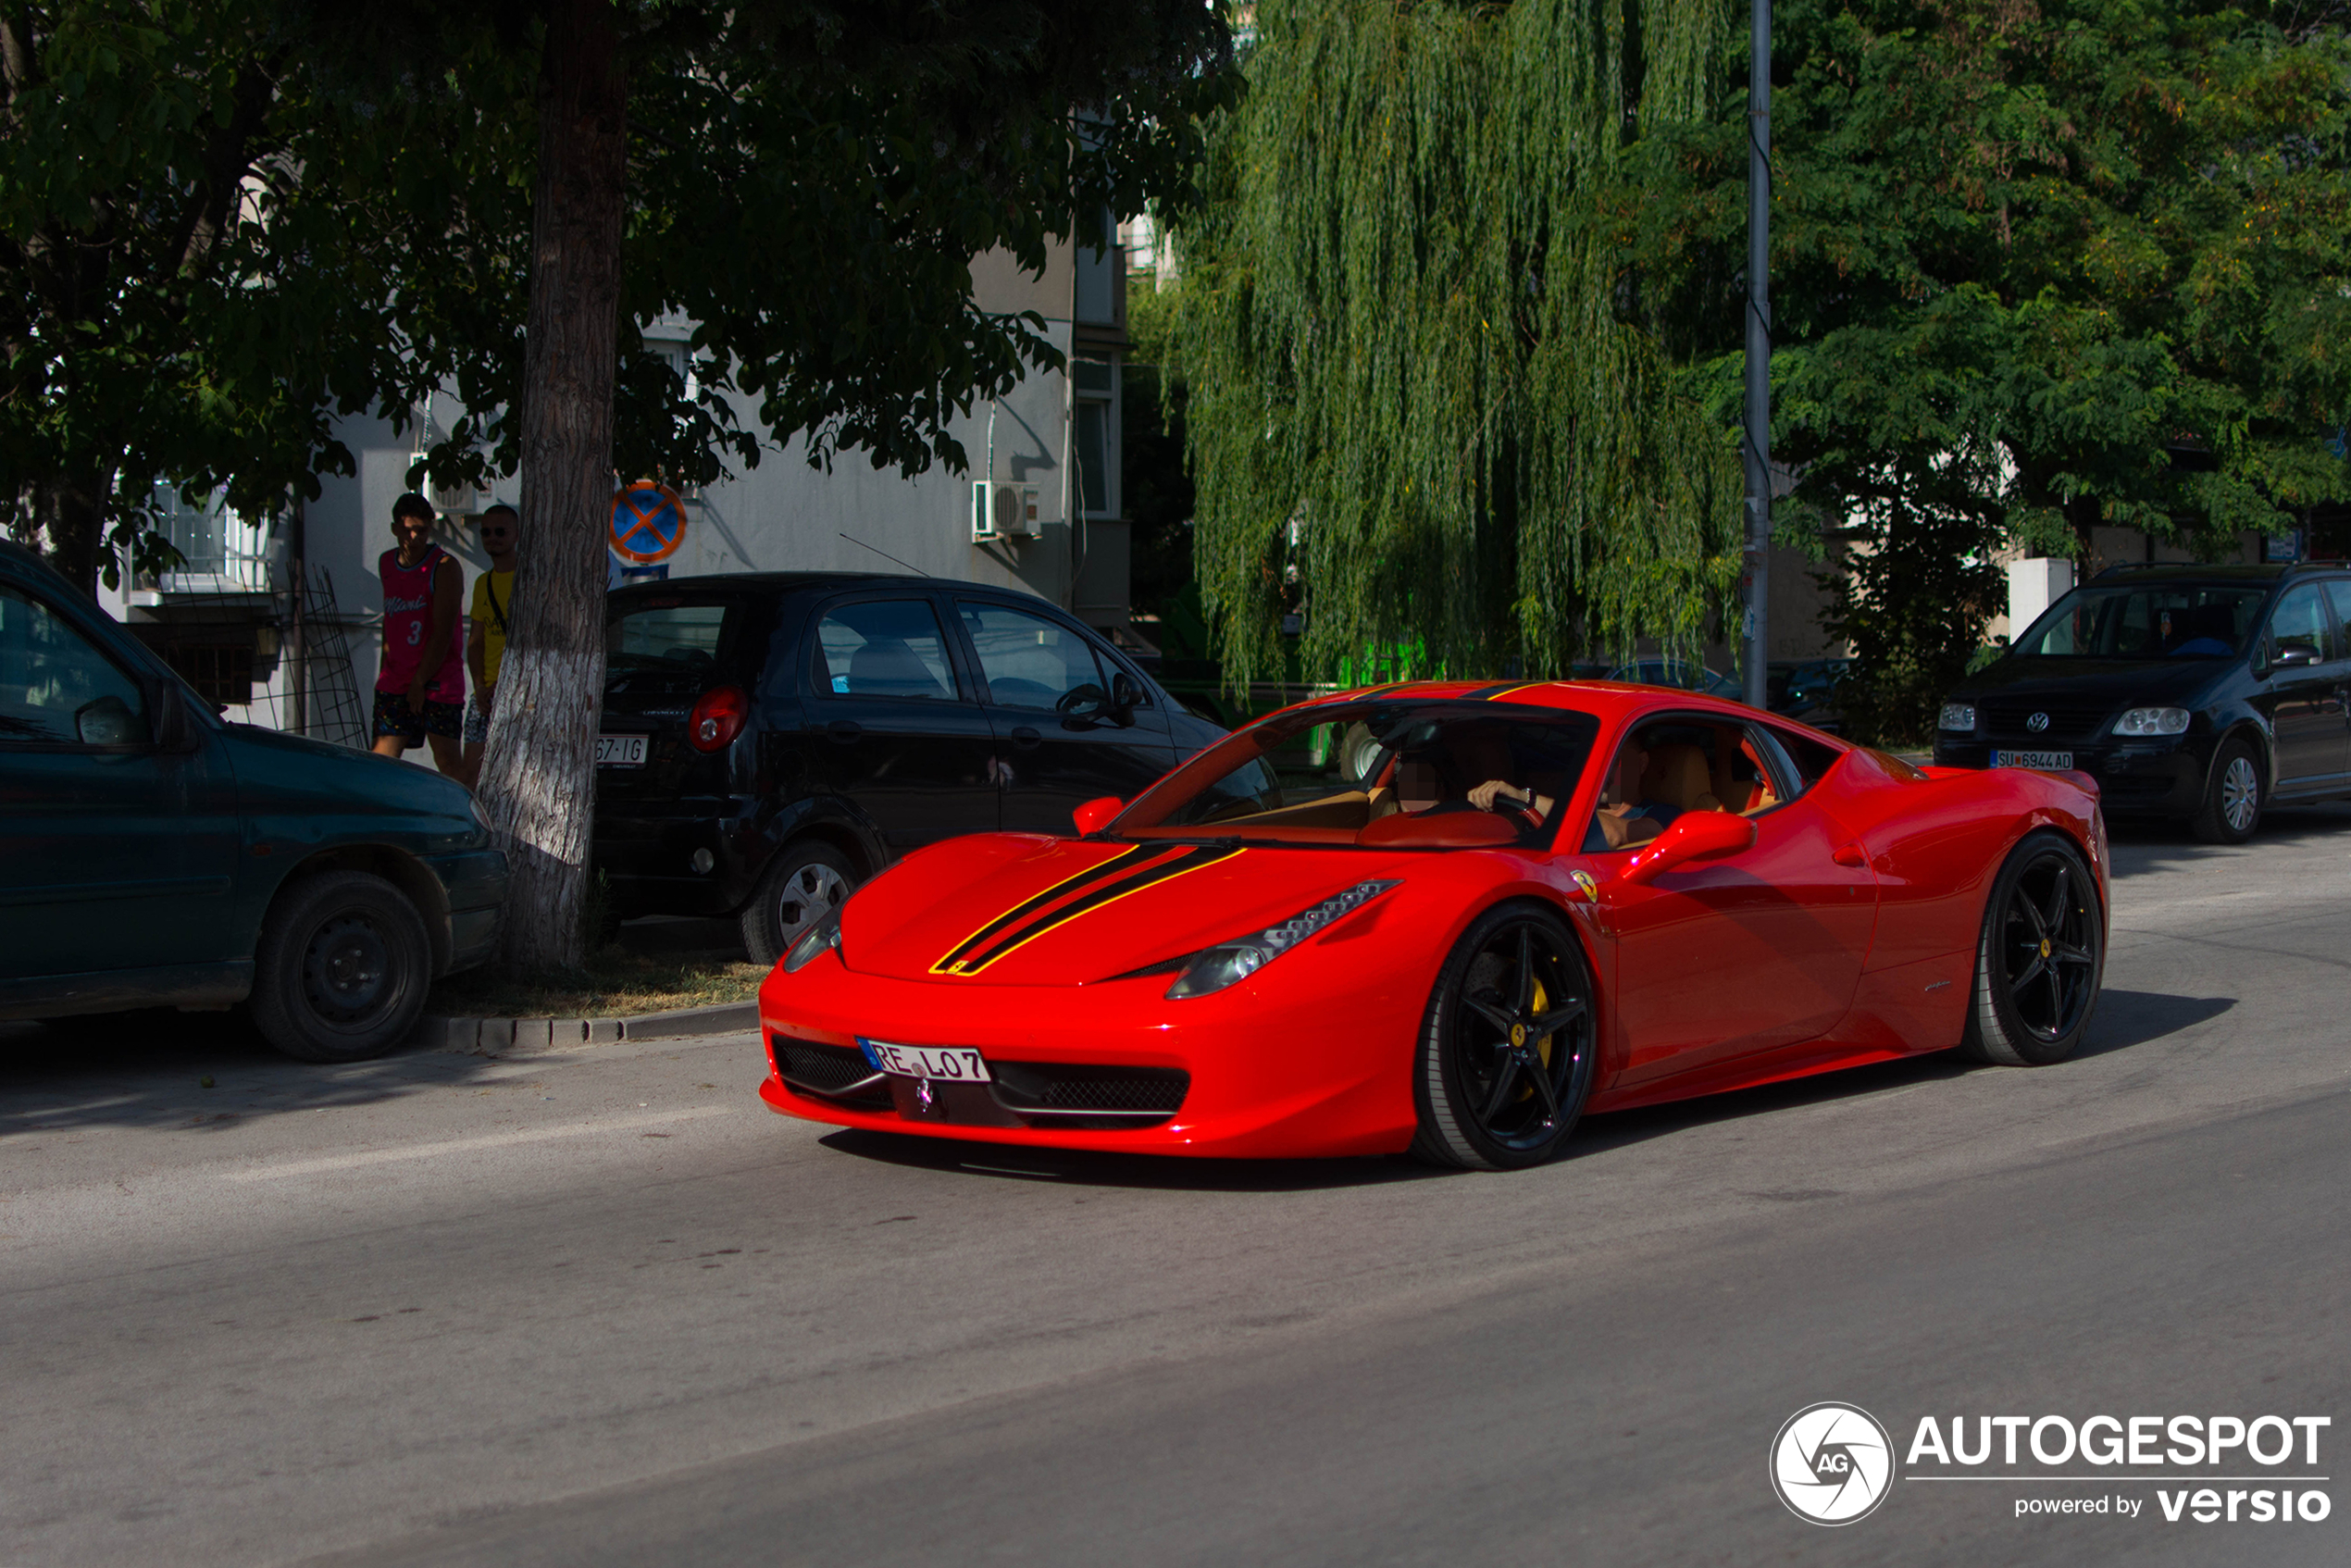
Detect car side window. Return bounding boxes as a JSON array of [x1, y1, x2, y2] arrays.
[[960, 602, 1105, 712], [2319, 580, 2351, 657], [0, 585, 152, 747], [812, 599, 960, 702], [1759, 724, 1842, 799], [2265, 583, 2333, 665]]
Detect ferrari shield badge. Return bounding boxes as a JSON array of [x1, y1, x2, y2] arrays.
[[1571, 870, 1599, 902]]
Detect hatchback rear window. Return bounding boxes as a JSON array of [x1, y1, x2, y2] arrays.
[[608, 600, 738, 675]]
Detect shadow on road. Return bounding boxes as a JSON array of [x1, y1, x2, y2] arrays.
[[2107, 800, 2351, 881], [2073, 989, 2233, 1060], [818, 1126, 1442, 1193], [0, 1008, 505, 1137]]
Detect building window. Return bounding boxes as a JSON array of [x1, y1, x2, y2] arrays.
[[168, 642, 255, 707], [1072, 356, 1120, 521]]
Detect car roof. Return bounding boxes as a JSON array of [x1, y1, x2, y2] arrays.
[[606, 570, 1052, 601], [2087, 563, 2321, 585], [1287, 678, 1816, 731]]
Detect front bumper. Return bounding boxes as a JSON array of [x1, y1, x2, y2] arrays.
[[1932, 738, 2208, 815], [424, 847, 508, 973], [755, 952, 1423, 1160]]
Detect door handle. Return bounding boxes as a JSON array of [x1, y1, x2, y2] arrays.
[[1010, 726, 1041, 750], [826, 719, 862, 744], [1832, 842, 1868, 868]]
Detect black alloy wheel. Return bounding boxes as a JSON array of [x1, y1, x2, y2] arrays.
[[1412, 903, 1598, 1170], [1961, 833, 2104, 1067]]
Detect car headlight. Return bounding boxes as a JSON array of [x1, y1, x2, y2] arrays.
[[1165, 879, 1399, 1000], [1938, 703, 1977, 732], [2112, 706, 2191, 737], [782, 902, 847, 973], [467, 794, 496, 838]]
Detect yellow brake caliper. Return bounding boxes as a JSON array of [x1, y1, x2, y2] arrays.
[[1517, 978, 1551, 1102]]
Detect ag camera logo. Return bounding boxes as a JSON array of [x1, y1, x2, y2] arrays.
[[1772, 1402, 1897, 1524]]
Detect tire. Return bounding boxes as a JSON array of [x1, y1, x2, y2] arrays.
[[740, 840, 857, 965], [2190, 736, 2262, 845], [1959, 832, 2104, 1067], [250, 871, 433, 1064], [1411, 902, 1598, 1170]]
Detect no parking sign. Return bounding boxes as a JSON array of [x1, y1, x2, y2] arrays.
[[609, 481, 690, 565]]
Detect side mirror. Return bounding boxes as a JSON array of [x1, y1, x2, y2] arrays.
[[1056, 682, 1110, 723], [1073, 795, 1124, 836], [1109, 671, 1142, 721], [75, 693, 150, 747], [2271, 641, 2320, 669], [1614, 811, 1757, 887]]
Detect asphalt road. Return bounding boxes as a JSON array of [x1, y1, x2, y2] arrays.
[[4, 807, 2348, 1567]]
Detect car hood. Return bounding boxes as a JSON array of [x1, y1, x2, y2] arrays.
[[220, 722, 480, 822], [840, 834, 1422, 987], [1953, 657, 2222, 705]]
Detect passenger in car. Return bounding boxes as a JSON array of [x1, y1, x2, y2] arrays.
[[1583, 737, 1688, 850]]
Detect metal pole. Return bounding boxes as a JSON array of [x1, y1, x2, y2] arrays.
[[1741, 0, 1773, 709]]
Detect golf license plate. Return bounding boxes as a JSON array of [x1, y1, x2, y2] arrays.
[[862, 1039, 991, 1082], [1992, 750, 2071, 770], [595, 733, 648, 766]]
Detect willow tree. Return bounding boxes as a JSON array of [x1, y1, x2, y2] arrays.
[[1170, 0, 1745, 689]]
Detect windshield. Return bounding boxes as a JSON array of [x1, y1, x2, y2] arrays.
[[2012, 584, 2266, 660], [1112, 699, 1600, 849]]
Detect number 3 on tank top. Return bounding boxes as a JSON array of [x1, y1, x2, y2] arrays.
[[406, 621, 422, 646]]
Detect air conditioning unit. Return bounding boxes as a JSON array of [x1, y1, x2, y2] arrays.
[[971, 480, 1039, 541], [429, 479, 489, 517]]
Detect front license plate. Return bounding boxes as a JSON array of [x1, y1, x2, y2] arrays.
[[862, 1039, 991, 1083], [596, 733, 649, 766], [1992, 750, 2072, 770]]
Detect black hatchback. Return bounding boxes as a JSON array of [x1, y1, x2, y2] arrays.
[[591, 573, 1225, 960], [1934, 563, 2351, 842]]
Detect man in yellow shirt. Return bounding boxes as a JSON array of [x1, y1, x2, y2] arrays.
[[458, 504, 517, 787]]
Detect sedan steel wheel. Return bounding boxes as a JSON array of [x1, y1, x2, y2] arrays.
[[2220, 754, 2259, 836], [1449, 919, 1595, 1153], [1993, 852, 2099, 1043]]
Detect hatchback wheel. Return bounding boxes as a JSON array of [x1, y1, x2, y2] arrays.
[[741, 841, 856, 965]]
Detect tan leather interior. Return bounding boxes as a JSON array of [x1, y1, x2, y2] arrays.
[[1640, 742, 1723, 814]]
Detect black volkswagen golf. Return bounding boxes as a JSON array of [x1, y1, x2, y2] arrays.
[[1934, 562, 2351, 842], [591, 573, 1225, 961]]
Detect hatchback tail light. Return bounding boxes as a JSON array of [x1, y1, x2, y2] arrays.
[[686, 686, 750, 753]]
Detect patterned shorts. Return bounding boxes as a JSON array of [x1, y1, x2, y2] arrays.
[[463, 692, 491, 746], [374, 689, 463, 744]]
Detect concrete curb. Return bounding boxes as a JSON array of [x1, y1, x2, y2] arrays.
[[412, 1001, 758, 1057]]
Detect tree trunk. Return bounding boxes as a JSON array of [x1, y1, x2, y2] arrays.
[[478, 0, 627, 973]]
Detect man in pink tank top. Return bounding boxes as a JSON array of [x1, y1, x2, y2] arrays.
[[370, 492, 467, 772]]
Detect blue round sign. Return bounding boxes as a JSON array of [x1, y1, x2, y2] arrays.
[[610, 482, 689, 564]]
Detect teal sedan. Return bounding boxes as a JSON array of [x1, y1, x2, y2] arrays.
[[0, 541, 505, 1062]]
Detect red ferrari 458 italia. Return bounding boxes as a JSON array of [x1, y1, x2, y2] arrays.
[[757, 681, 2108, 1169]]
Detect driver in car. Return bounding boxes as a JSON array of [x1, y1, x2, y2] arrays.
[[1470, 737, 1681, 848]]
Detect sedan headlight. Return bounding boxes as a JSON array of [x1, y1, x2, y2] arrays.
[[1938, 703, 1977, 732], [1166, 879, 1399, 1000], [782, 902, 847, 973], [2112, 706, 2191, 738]]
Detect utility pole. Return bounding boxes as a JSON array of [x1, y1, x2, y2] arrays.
[[1742, 0, 1773, 709]]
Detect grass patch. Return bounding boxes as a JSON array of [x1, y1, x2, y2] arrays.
[[428, 944, 766, 1020]]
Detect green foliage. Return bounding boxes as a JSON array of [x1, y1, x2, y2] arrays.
[[1168, 0, 1746, 692], [1612, 0, 2351, 727], [353, 1, 1239, 498], [1, 2, 1237, 592], [0, 2, 461, 591]]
